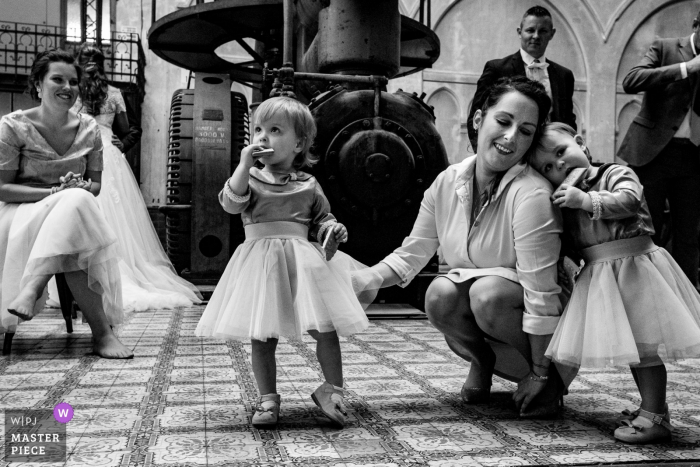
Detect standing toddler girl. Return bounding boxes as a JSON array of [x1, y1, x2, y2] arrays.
[[195, 97, 370, 429], [531, 122, 700, 444]]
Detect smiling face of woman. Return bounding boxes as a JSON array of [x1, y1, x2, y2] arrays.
[[473, 90, 540, 176], [35, 61, 80, 110]]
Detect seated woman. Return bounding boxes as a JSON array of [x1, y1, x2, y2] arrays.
[[357, 77, 564, 416], [0, 49, 132, 359]]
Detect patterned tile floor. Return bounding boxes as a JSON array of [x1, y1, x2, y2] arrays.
[[1, 306, 699, 466]]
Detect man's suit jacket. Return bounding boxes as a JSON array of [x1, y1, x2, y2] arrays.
[[617, 36, 698, 167], [467, 51, 577, 151]]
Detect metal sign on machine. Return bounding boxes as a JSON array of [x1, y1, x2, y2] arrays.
[[195, 109, 227, 147]]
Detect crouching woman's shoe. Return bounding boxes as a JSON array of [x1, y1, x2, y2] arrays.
[[519, 367, 565, 420], [614, 409, 672, 444], [252, 393, 281, 429], [461, 383, 491, 404]]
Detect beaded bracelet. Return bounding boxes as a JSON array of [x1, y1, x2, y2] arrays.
[[529, 371, 548, 383], [589, 191, 603, 220]]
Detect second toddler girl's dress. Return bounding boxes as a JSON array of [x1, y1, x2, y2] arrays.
[[546, 164, 700, 368], [195, 168, 370, 341]]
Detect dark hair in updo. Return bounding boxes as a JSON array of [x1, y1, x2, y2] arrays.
[[479, 76, 551, 150], [27, 49, 81, 100], [76, 44, 108, 116]]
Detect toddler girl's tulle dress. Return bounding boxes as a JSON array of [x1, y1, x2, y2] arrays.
[[547, 164, 700, 368], [195, 168, 371, 341]]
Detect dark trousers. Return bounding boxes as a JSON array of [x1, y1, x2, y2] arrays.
[[632, 139, 700, 286]]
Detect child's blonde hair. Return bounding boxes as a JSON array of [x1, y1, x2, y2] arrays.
[[254, 97, 318, 169], [536, 122, 592, 162]]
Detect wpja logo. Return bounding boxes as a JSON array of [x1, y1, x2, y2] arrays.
[[4, 405, 71, 463]]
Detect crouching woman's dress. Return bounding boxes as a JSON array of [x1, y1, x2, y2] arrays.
[[0, 111, 123, 334]]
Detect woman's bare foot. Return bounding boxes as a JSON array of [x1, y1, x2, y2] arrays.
[[92, 334, 134, 359], [7, 288, 41, 321]]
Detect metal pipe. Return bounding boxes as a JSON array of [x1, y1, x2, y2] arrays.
[[293, 71, 388, 85], [151, 0, 156, 25], [96, 0, 102, 45], [80, 0, 87, 43], [427, 0, 431, 27], [419, 0, 424, 25], [282, 0, 294, 65], [373, 85, 380, 118]]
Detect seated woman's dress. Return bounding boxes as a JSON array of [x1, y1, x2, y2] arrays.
[[68, 86, 201, 311], [0, 111, 123, 333]]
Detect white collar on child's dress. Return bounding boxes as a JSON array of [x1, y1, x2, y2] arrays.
[[249, 167, 312, 185]]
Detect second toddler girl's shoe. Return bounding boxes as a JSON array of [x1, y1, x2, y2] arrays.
[[252, 393, 280, 429], [311, 381, 347, 428], [617, 403, 669, 426], [614, 408, 672, 444]]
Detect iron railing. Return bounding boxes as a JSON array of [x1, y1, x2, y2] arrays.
[[0, 21, 144, 93]]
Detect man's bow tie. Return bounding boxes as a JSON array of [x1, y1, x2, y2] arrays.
[[527, 61, 549, 70]]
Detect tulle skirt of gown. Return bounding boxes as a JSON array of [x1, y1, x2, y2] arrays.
[[546, 236, 700, 368], [47, 126, 202, 312], [195, 221, 370, 341], [0, 189, 123, 333]]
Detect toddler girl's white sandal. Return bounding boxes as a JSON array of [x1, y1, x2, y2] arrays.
[[252, 393, 281, 429], [311, 381, 347, 428], [614, 408, 672, 444], [616, 403, 669, 427]]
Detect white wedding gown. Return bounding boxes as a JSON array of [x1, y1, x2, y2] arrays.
[[49, 86, 201, 311]]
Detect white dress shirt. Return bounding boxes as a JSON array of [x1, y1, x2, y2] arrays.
[[675, 33, 698, 139], [381, 156, 563, 335], [520, 48, 552, 100]]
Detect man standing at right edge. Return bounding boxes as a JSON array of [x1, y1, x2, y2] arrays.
[[618, 9, 700, 287]]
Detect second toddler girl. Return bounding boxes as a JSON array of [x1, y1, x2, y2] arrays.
[[531, 122, 700, 444], [195, 97, 371, 429]]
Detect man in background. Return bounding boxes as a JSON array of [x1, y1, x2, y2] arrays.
[[467, 5, 576, 151], [618, 9, 700, 286]]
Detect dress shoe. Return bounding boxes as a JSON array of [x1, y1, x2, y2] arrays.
[[617, 403, 669, 426], [461, 383, 491, 404], [614, 408, 672, 444], [252, 393, 280, 429], [311, 381, 347, 428], [519, 366, 565, 420]]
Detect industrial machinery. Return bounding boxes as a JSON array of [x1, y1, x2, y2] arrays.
[[149, 0, 448, 307]]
